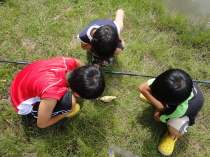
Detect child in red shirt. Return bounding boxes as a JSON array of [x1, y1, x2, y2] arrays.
[[10, 56, 105, 128]]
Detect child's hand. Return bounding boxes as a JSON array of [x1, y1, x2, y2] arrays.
[[119, 37, 125, 47], [158, 103, 168, 111], [120, 39, 125, 47], [153, 108, 161, 122]]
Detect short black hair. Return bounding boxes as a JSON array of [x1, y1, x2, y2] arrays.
[[150, 69, 193, 105], [90, 25, 119, 59], [67, 65, 105, 99]]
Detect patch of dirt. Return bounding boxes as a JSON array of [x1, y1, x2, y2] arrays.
[[188, 139, 205, 156], [21, 38, 36, 50], [196, 112, 209, 124], [0, 98, 12, 105], [24, 152, 37, 157], [13, 26, 37, 51], [54, 6, 73, 20], [69, 36, 80, 49], [141, 52, 168, 75]]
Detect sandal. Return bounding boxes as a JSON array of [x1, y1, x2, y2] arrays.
[[139, 93, 150, 103], [99, 40, 123, 66], [91, 53, 101, 68], [65, 103, 80, 117], [90, 49, 114, 67], [158, 132, 178, 156], [100, 56, 115, 66]]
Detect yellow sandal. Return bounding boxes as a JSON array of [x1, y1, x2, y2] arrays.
[[139, 93, 150, 103], [158, 132, 178, 156], [65, 103, 80, 117]]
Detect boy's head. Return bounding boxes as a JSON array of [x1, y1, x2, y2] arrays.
[[67, 65, 105, 99], [150, 69, 193, 106], [90, 25, 119, 59]]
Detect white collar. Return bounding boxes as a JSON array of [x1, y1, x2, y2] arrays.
[[87, 25, 101, 41]]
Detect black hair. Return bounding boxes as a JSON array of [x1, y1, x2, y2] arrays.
[[150, 69, 193, 105], [90, 25, 119, 59], [67, 65, 105, 99]]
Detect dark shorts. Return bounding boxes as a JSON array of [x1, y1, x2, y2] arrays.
[[29, 91, 73, 118]]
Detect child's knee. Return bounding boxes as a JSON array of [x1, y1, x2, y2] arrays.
[[167, 116, 190, 135], [116, 9, 125, 18], [167, 125, 183, 137]]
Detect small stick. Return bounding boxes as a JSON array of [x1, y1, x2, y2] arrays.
[[0, 80, 8, 82]]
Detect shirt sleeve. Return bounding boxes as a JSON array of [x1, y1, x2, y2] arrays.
[[159, 103, 188, 123], [63, 57, 78, 70], [77, 33, 90, 44], [147, 78, 156, 86]]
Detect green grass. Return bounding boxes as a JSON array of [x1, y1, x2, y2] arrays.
[[0, 0, 210, 156]]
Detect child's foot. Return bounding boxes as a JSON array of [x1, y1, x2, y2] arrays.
[[92, 59, 100, 68], [100, 56, 114, 66], [158, 132, 178, 156], [91, 54, 100, 68], [139, 93, 150, 103], [65, 103, 80, 117]]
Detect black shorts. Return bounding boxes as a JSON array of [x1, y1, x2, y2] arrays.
[[30, 91, 72, 118]]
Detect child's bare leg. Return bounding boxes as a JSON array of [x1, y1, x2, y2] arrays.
[[158, 117, 189, 155], [115, 9, 124, 32], [65, 103, 80, 117], [168, 125, 183, 140], [167, 116, 189, 139]]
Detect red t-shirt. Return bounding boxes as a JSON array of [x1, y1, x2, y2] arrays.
[[10, 56, 78, 115]]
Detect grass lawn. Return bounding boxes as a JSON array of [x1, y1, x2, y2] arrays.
[[0, 0, 210, 156]]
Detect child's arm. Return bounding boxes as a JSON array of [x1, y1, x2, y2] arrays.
[[37, 96, 77, 128], [115, 9, 124, 32], [114, 9, 125, 56], [81, 42, 91, 50], [139, 82, 166, 111], [37, 98, 66, 128]]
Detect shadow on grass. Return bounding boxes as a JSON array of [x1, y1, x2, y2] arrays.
[[20, 114, 82, 155], [19, 97, 116, 156], [136, 104, 167, 157], [86, 50, 92, 65], [136, 104, 193, 157]]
